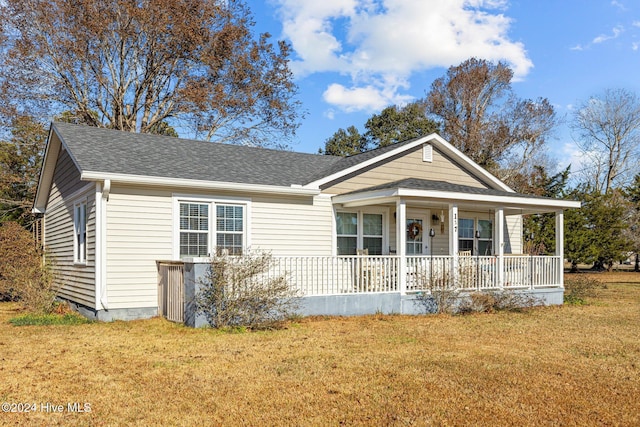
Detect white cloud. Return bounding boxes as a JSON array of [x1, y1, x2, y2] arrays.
[[611, 1, 626, 11], [592, 25, 624, 44], [633, 42, 639, 51], [274, 0, 533, 113], [633, 21, 640, 27], [323, 82, 414, 113]]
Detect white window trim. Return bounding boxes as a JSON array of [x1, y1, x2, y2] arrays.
[[172, 194, 251, 259], [335, 207, 388, 255], [458, 216, 493, 255], [73, 199, 87, 265]]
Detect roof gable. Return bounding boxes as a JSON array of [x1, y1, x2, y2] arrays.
[[305, 133, 513, 193]]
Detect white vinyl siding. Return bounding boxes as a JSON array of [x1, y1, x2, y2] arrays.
[[251, 195, 334, 256], [323, 145, 487, 194], [43, 147, 96, 308], [106, 186, 173, 309], [45, 191, 96, 308]]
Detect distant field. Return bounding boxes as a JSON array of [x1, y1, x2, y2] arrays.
[[1, 273, 639, 426]]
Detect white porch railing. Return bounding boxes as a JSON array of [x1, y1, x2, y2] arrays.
[[266, 255, 562, 296]]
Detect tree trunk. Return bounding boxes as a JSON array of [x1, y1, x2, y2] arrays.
[[570, 261, 578, 273], [635, 253, 639, 272]]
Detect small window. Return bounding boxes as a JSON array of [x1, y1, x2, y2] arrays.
[[216, 204, 244, 255], [336, 212, 357, 255], [74, 201, 87, 263], [422, 144, 433, 162]]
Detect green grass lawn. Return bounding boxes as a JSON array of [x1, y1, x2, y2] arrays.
[[1, 272, 639, 426]]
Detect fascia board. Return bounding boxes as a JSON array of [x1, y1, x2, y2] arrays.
[[427, 134, 514, 193], [334, 188, 581, 210], [80, 171, 320, 196], [396, 188, 581, 209], [33, 127, 60, 212]]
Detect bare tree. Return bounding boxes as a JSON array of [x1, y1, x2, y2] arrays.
[[0, 0, 300, 147], [425, 58, 558, 181], [571, 88, 640, 194]]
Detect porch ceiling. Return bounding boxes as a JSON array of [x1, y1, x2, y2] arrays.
[[331, 178, 581, 214]]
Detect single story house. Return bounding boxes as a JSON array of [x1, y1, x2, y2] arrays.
[[33, 122, 580, 321]]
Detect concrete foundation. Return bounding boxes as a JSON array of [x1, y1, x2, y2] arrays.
[[63, 298, 158, 321]]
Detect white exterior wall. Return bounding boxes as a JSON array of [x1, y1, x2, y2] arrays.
[[104, 185, 335, 309], [44, 148, 96, 308], [251, 194, 334, 256], [105, 186, 173, 309], [505, 215, 523, 254]]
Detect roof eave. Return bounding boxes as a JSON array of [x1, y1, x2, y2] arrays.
[[333, 188, 582, 210], [80, 171, 320, 196]]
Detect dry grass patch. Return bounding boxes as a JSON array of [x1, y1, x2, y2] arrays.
[[0, 274, 639, 425]]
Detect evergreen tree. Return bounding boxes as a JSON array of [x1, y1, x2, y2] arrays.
[[320, 101, 438, 156], [565, 186, 631, 272], [522, 166, 571, 255]]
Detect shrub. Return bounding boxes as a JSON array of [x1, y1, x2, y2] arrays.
[[458, 291, 540, 314], [414, 271, 458, 314], [0, 221, 57, 312], [564, 276, 603, 305], [195, 252, 299, 329]]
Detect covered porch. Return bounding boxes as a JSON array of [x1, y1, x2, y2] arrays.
[[314, 178, 580, 295]]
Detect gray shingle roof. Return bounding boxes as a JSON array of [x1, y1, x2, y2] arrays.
[[53, 122, 346, 187]]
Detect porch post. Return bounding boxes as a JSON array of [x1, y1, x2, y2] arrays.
[[555, 210, 564, 288], [397, 199, 407, 295], [449, 204, 459, 288], [495, 208, 505, 289]]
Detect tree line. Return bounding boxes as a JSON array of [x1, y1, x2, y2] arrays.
[[0, 1, 638, 272]]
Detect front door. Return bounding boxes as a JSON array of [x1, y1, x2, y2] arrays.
[[406, 215, 427, 254]]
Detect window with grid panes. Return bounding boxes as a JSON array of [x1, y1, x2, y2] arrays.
[[216, 205, 244, 255], [179, 202, 209, 257], [336, 212, 357, 255], [458, 218, 474, 253], [363, 213, 383, 255]]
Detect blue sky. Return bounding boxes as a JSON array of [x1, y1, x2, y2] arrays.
[[252, 0, 640, 171]]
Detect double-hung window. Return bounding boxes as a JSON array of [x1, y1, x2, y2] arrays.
[[458, 218, 474, 254], [477, 219, 493, 255], [363, 214, 383, 255], [74, 201, 87, 264], [336, 212, 358, 255], [178, 199, 247, 258], [336, 211, 384, 255], [180, 202, 210, 257], [458, 218, 493, 255], [216, 205, 244, 255]]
